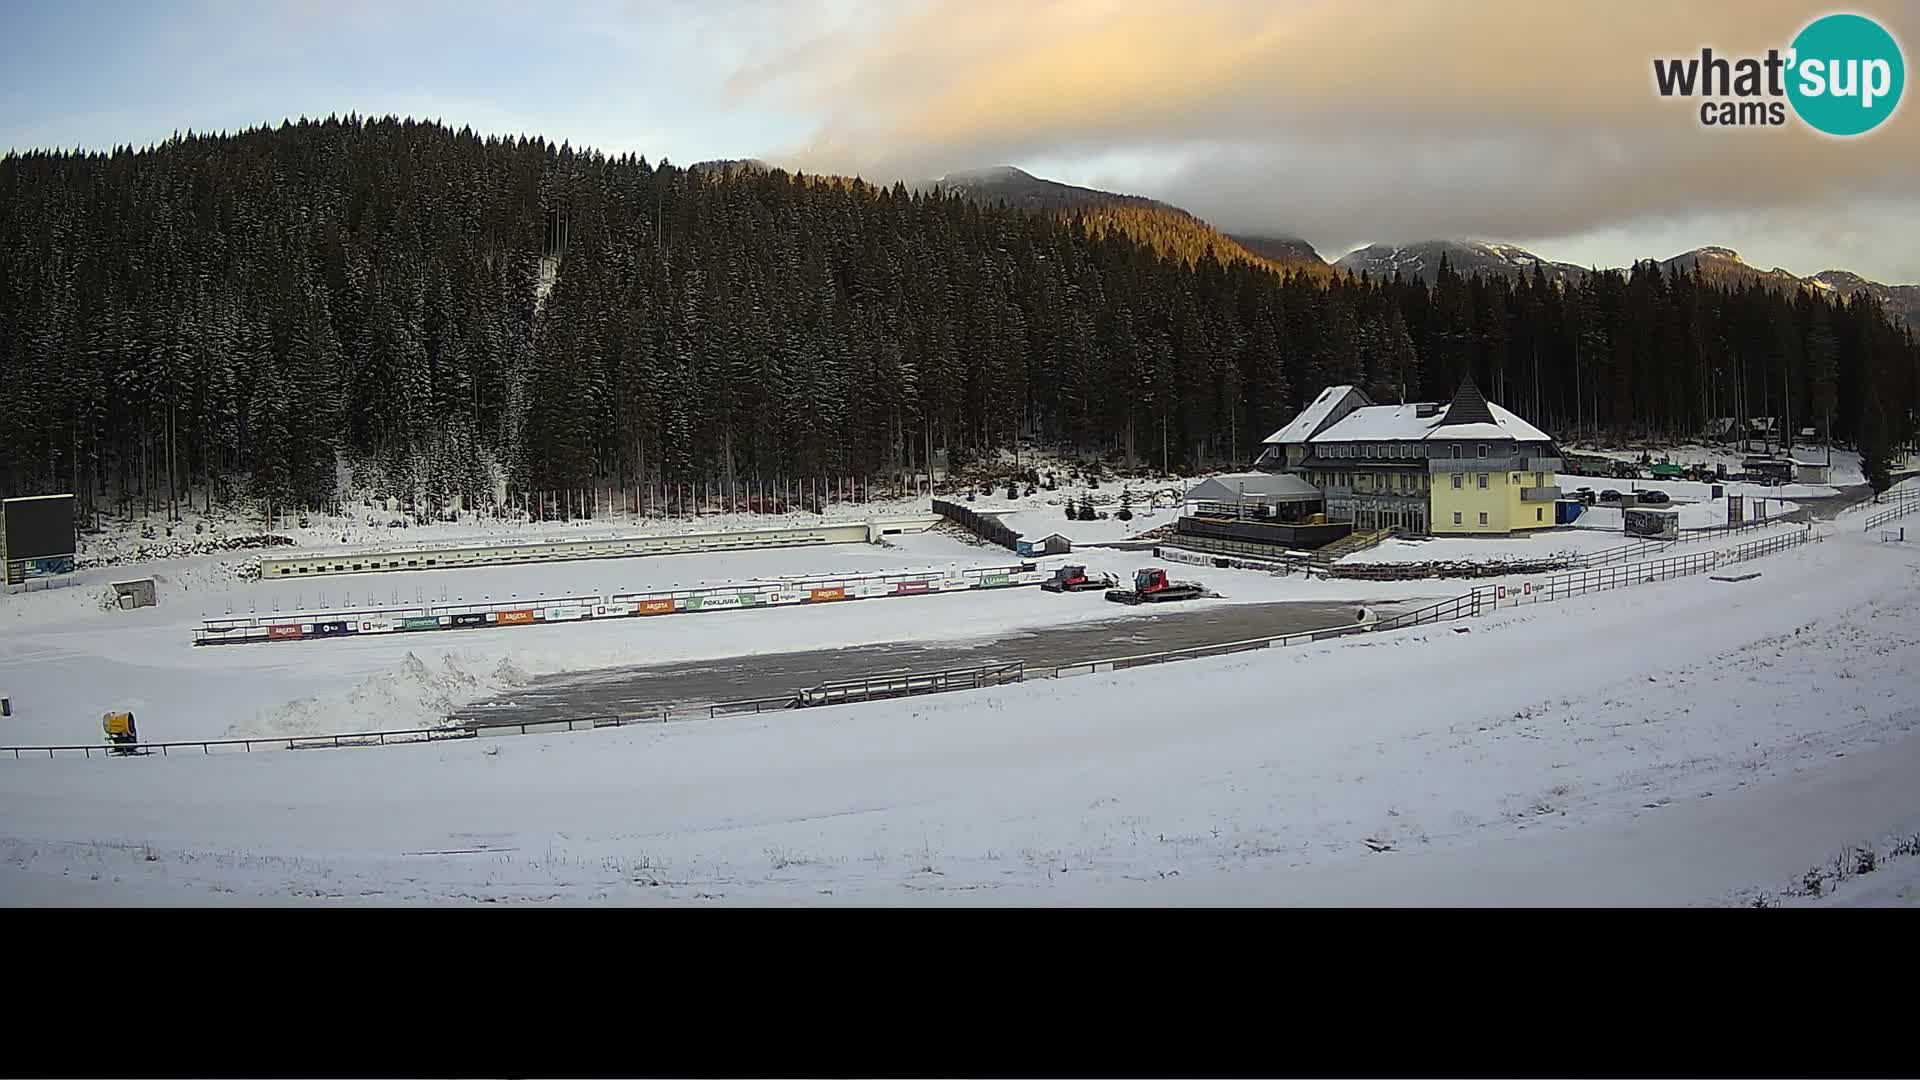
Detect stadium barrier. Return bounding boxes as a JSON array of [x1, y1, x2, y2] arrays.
[[194, 561, 1047, 646]]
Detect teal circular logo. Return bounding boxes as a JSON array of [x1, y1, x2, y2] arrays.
[[1787, 13, 1905, 136]]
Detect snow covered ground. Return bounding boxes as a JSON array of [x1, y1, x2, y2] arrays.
[[0, 529, 1452, 747], [2, 521, 1913, 906], [1344, 530, 1640, 566]]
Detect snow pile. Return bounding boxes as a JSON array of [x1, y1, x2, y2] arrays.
[[248, 651, 530, 738]]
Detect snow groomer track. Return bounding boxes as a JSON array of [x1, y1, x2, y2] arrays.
[[194, 561, 1049, 646]]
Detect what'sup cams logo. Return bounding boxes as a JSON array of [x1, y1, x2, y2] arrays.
[[1654, 12, 1905, 135]]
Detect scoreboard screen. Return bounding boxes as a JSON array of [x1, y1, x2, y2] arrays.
[[2, 494, 77, 585]]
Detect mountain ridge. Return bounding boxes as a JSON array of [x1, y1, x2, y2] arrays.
[[710, 160, 1914, 322]]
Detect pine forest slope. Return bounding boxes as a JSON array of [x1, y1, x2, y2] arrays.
[[1, 117, 1915, 522]]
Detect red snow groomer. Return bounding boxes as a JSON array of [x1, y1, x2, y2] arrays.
[[1105, 567, 1207, 605], [1040, 565, 1118, 593]]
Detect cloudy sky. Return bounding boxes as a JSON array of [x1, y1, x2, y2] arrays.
[[4, 0, 1916, 280]]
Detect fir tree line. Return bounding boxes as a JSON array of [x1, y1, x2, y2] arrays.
[[2, 115, 1916, 523]]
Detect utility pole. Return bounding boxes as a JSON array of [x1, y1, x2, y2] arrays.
[[1161, 414, 1169, 478]]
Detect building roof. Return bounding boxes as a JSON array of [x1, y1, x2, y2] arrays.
[[1433, 376, 1495, 428], [1308, 403, 1442, 442], [1263, 385, 1370, 445], [1186, 472, 1324, 505], [1291, 395, 1553, 445]]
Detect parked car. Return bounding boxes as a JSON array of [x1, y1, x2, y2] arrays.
[[1599, 489, 1623, 503], [1638, 489, 1671, 505]]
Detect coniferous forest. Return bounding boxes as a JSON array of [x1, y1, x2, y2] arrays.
[[3, 116, 1916, 522]]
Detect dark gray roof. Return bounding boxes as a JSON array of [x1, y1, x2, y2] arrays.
[[1185, 472, 1324, 504], [1437, 376, 1496, 427]]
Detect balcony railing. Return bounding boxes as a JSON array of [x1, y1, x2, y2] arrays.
[[1429, 455, 1524, 473], [1521, 486, 1563, 502]]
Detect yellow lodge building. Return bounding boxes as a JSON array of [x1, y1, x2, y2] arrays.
[[1256, 378, 1562, 536]]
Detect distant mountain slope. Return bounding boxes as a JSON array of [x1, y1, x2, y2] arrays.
[[930, 166, 1331, 278], [1656, 246, 1804, 291], [1333, 240, 1586, 283], [1809, 270, 1920, 327], [933, 165, 1170, 215], [1228, 233, 1325, 269], [1653, 248, 1915, 327]]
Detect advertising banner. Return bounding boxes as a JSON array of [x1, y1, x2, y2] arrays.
[[267, 624, 303, 640], [497, 609, 535, 625], [401, 616, 443, 631], [637, 598, 675, 615], [809, 586, 846, 602]]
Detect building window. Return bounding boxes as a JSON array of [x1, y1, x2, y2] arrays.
[[1477, 444, 1487, 458], [1536, 472, 1545, 486], [1452, 473, 1463, 489], [1511, 474, 1521, 485], [1453, 512, 1462, 525], [1450, 445, 1461, 459], [1478, 473, 1488, 489], [1479, 512, 1489, 526], [1536, 508, 1544, 521]]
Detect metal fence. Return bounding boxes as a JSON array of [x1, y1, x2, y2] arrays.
[[1472, 527, 1810, 610], [796, 662, 1026, 705], [1864, 500, 1920, 532], [6, 723, 481, 759]]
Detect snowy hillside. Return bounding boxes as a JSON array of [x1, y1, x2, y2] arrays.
[[3, 522, 1916, 906]]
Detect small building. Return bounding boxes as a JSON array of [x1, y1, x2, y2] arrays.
[[1791, 456, 1830, 485], [1624, 507, 1679, 540], [110, 578, 158, 610], [1177, 472, 1350, 552], [1183, 472, 1326, 523], [1015, 533, 1073, 557]]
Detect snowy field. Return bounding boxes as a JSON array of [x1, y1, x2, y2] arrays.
[[0, 529, 1452, 747], [2, 522, 1914, 906]]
